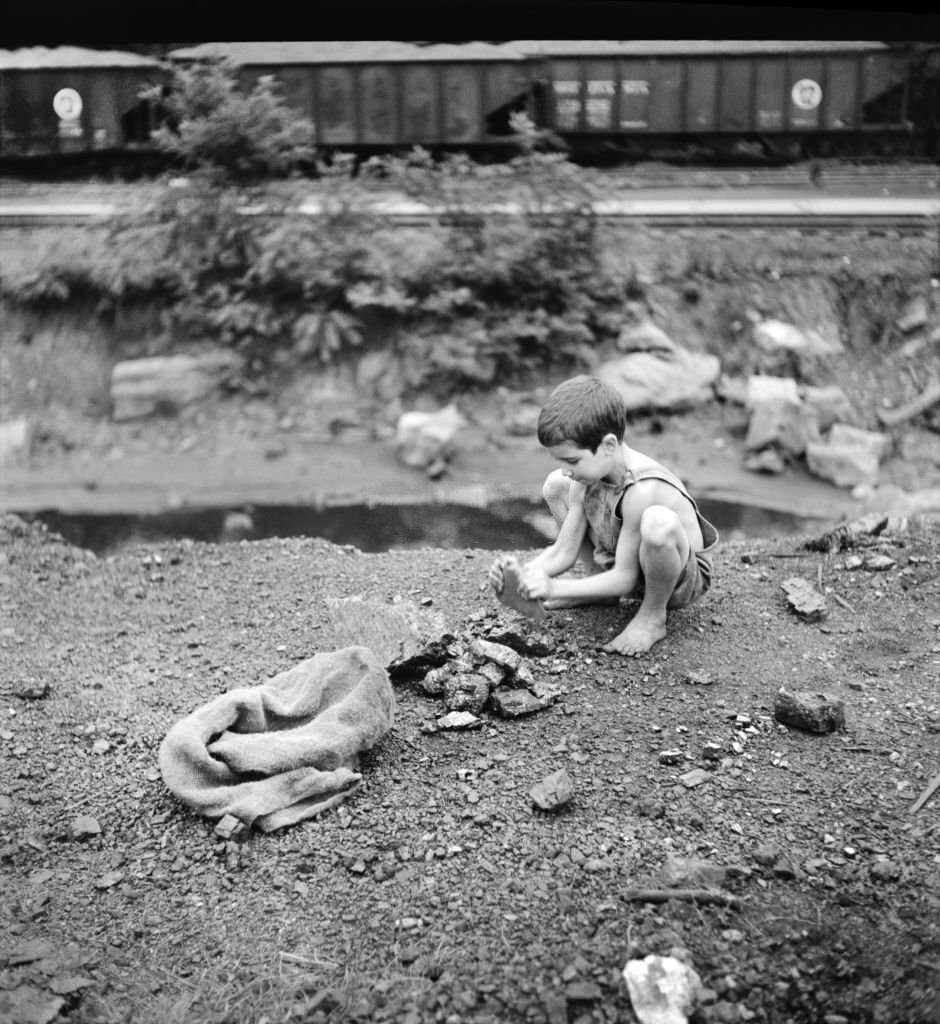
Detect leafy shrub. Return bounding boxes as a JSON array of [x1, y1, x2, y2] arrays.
[[147, 59, 316, 182]]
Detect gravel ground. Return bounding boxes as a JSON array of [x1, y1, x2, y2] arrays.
[[1, 511, 939, 1024]]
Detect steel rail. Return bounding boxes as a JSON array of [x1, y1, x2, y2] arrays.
[[1, 196, 938, 230]]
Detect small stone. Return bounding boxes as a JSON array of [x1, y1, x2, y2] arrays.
[[679, 768, 709, 788], [469, 638, 521, 672], [69, 815, 101, 840], [489, 688, 550, 718], [684, 670, 715, 686], [744, 448, 786, 474], [530, 769, 575, 812], [774, 688, 845, 734], [213, 814, 246, 840], [436, 711, 482, 730], [7, 938, 57, 965], [13, 679, 50, 700], [565, 981, 602, 1002], [862, 554, 896, 572], [752, 843, 782, 867], [659, 749, 684, 765], [781, 577, 828, 622], [48, 975, 94, 996], [91, 739, 111, 755], [93, 870, 125, 890], [702, 742, 724, 761], [870, 859, 902, 882], [659, 855, 728, 888]]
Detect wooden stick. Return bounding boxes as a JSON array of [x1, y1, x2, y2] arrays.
[[909, 770, 940, 814], [623, 888, 742, 908], [831, 593, 856, 613], [877, 381, 940, 427]]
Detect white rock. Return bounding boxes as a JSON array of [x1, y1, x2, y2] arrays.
[[615, 318, 677, 354], [745, 395, 819, 456], [0, 417, 31, 462], [111, 351, 241, 421], [623, 954, 703, 1024], [598, 348, 720, 413], [800, 385, 856, 432], [807, 441, 879, 487], [436, 711, 481, 730], [745, 374, 799, 411], [828, 423, 892, 461], [752, 318, 843, 358], [896, 294, 929, 333], [395, 404, 466, 469]]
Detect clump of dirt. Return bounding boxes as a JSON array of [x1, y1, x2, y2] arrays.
[[1, 512, 938, 1023]]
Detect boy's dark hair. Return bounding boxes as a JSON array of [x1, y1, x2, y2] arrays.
[[537, 375, 628, 451]]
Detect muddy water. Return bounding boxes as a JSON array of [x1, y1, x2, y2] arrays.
[[23, 495, 824, 555]]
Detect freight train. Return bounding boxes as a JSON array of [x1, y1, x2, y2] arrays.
[[1, 40, 938, 171]]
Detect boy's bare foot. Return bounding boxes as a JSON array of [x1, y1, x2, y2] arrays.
[[603, 611, 667, 656], [544, 595, 619, 610]]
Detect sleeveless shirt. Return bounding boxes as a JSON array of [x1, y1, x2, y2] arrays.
[[582, 465, 720, 571]]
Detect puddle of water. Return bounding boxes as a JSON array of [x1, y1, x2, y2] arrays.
[[21, 497, 825, 555]]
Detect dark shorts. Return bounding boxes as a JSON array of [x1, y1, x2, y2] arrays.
[[666, 547, 714, 610]]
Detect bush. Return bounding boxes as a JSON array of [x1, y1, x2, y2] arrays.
[[1, 80, 628, 391], [147, 59, 316, 182]]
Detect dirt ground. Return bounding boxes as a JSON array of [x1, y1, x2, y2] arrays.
[[1, 504, 939, 1024], [2, 175, 940, 1023]]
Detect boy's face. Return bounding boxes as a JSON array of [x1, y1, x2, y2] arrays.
[[547, 435, 619, 484]]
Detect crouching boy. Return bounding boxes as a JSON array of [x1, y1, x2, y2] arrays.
[[489, 375, 718, 655]]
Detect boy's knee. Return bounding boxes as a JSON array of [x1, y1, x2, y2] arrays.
[[542, 468, 571, 505], [639, 505, 683, 549]]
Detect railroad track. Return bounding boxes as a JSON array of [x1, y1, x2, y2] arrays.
[[2, 164, 938, 230], [2, 196, 937, 231]]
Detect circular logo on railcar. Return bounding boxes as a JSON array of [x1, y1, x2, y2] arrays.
[[53, 88, 83, 121], [791, 79, 822, 111]]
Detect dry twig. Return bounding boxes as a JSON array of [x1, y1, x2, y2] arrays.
[[909, 770, 940, 814], [623, 887, 742, 908]]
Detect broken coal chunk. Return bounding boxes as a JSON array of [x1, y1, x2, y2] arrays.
[[443, 671, 493, 714], [469, 637, 521, 672], [781, 577, 828, 622], [774, 687, 845, 734], [489, 687, 550, 718], [214, 814, 247, 840], [530, 768, 574, 811], [483, 627, 555, 658], [435, 711, 483, 731]]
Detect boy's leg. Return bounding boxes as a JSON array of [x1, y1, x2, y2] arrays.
[[604, 505, 689, 656], [542, 469, 596, 574]]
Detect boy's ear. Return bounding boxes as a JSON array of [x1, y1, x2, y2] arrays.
[[601, 432, 619, 452]]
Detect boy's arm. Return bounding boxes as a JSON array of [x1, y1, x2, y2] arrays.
[[524, 502, 640, 602], [527, 485, 588, 578]]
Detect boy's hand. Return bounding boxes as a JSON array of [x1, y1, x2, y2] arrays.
[[488, 557, 507, 595], [519, 563, 552, 601]]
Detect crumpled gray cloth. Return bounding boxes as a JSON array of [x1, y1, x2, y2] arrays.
[[158, 645, 395, 832]]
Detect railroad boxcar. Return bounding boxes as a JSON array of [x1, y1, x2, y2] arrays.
[[1, 40, 936, 169], [0, 47, 169, 164], [169, 41, 535, 150], [168, 40, 930, 162], [523, 40, 922, 160]]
